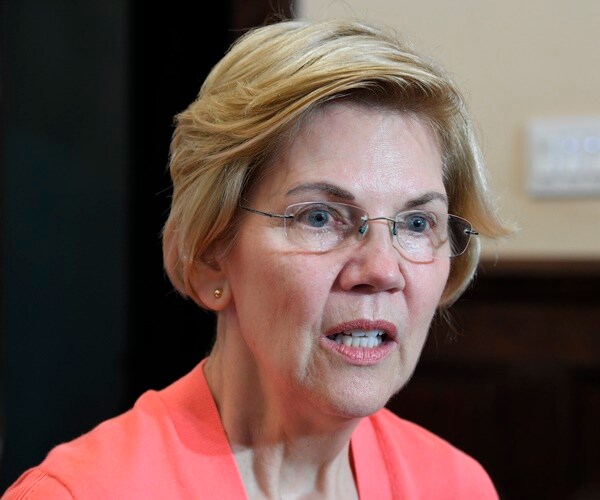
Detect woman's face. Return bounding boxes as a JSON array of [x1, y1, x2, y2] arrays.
[[218, 103, 450, 419]]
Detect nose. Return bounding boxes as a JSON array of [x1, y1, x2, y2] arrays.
[[337, 219, 406, 293]]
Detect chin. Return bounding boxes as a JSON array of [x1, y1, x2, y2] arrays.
[[309, 375, 406, 421], [333, 400, 389, 420]]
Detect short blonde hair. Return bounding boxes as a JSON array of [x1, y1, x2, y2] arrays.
[[162, 18, 512, 307]]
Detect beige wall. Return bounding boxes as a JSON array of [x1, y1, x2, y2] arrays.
[[299, 0, 600, 260]]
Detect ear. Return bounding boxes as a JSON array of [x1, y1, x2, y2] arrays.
[[189, 256, 230, 312]]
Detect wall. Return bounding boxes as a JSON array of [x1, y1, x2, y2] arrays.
[[299, 0, 600, 260], [0, 0, 129, 488]]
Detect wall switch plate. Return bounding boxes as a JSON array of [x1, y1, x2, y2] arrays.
[[527, 116, 600, 198]]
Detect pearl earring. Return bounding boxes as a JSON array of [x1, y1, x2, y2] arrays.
[[213, 288, 223, 299]]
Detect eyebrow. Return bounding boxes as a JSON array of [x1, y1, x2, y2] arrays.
[[286, 182, 355, 200], [404, 192, 448, 209]]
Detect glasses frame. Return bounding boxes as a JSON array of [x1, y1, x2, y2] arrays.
[[241, 202, 478, 260]]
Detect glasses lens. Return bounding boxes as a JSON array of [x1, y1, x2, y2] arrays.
[[284, 202, 365, 252], [393, 212, 437, 262], [447, 215, 474, 257], [394, 212, 474, 261]]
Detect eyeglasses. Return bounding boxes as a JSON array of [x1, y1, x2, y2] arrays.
[[241, 201, 478, 262]]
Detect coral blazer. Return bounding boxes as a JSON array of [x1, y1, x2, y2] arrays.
[[4, 359, 498, 499]]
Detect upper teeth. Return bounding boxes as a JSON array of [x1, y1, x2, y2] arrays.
[[331, 329, 385, 348], [343, 329, 384, 337]]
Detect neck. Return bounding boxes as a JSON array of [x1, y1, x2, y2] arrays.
[[204, 315, 360, 499]]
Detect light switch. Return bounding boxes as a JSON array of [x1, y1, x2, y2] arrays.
[[527, 116, 600, 197]]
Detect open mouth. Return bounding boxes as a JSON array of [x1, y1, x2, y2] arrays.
[[326, 329, 387, 348]]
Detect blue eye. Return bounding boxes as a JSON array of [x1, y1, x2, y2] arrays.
[[307, 210, 330, 228], [292, 203, 351, 230], [290, 202, 357, 236], [404, 213, 431, 233]]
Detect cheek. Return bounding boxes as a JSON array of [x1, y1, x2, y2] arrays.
[[406, 260, 450, 315], [233, 251, 338, 325], [271, 255, 339, 317]]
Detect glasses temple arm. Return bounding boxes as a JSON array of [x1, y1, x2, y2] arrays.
[[241, 206, 294, 219]]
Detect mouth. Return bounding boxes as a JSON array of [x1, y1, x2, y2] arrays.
[[322, 320, 397, 364], [324, 320, 397, 349], [326, 329, 388, 348]]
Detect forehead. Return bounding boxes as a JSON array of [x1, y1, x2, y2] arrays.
[[253, 102, 445, 208]]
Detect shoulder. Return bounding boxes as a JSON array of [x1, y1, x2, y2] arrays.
[[3, 468, 72, 499], [2, 359, 239, 500], [366, 408, 499, 498], [3, 388, 171, 499]]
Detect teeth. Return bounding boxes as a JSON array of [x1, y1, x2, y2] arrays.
[[343, 329, 384, 338], [332, 330, 384, 348]]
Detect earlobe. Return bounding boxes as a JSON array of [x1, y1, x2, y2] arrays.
[[189, 258, 230, 311]]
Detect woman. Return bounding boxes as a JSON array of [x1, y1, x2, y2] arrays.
[[5, 18, 511, 499]]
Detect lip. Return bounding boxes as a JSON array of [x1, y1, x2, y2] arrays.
[[321, 319, 398, 366], [324, 319, 398, 340]]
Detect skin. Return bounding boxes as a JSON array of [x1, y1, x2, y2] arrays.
[[198, 102, 450, 499]]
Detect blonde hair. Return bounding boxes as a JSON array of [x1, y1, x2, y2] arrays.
[[162, 18, 512, 307]]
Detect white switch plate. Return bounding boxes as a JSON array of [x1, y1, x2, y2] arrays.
[[527, 116, 600, 198]]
